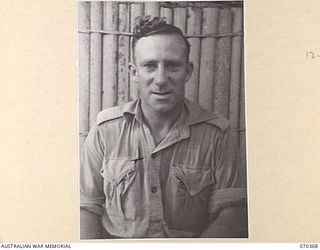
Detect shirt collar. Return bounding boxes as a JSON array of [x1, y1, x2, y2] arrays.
[[121, 98, 219, 126], [121, 99, 144, 124], [120, 98, 222, 153], [183, 98, 221, 125]]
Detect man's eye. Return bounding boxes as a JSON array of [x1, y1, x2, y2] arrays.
[[143, 64, 156, 70], [166, 63, 180, 71]]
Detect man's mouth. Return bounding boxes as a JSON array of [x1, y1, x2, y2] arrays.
[[152, 91, 171, 96]]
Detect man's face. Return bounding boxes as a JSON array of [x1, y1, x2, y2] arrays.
[[131, 33, 193, 114]]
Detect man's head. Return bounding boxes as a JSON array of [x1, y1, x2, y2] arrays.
[[132, 16, 190, 62], [130, 16, 194, 115]]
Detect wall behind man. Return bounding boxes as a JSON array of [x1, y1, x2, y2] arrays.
[[78, 1, 245, 166]]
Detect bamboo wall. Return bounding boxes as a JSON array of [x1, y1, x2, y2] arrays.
[[78, 1, 246, 165]]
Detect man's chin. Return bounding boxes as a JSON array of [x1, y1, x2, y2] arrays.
[[151, 103, 179, 115]]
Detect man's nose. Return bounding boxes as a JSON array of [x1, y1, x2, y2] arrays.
[[154, 66, 168, 86]]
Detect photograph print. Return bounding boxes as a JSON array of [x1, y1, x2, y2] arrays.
[[78, 1, 248, 239]]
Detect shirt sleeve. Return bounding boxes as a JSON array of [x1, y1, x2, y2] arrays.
[[80, 124, 105, 216], [208, 127, 247, 219]]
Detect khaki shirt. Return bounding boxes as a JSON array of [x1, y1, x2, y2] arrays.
[[80, 99, 246, 238]]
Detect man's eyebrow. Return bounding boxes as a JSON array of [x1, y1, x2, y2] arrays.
[[164, 59, 184, 65], [167, 59, 183, 63], [139, 59, 185, 65], [139, 59, 157, 65]]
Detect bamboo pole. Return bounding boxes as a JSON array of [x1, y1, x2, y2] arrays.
[[229, 7, 243, 148], [160, 2, 242, 9], [78, 1, 90, 148], [212, 7, 233, 118], [78, 29, 241, 38], [185, 7, 201, 103], [239, 32, 246, 168], [89, 2, 102, 128], [173, 7, 187, 33], [199, 8, 219, 111], [118, 3, 130, 105], [144, 2, 160, 17], [173, 7, 187, 99], [129, 3, 143, 101], [160, 7, 173, 24], [102, 2, 118, 109]]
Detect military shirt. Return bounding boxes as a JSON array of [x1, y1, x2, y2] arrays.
[[80, 98, 247, 238]]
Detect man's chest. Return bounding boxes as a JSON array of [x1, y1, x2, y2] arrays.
[[99, 120, 220, 233], [102, 121, 216, 171]]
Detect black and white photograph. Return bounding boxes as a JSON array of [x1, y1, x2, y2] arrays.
[[78, 1, 248, 239], [2, 0, 320, 246]]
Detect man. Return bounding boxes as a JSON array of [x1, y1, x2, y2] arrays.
[[80, 16, 247, 238]]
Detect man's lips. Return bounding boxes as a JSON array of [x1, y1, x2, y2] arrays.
[[151, 91, 171, 95], [151, 91, 172, 100]]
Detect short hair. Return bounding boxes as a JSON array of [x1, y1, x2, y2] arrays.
[[132, 16, 191, 62]]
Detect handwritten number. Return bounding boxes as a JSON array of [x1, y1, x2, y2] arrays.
[[306, 51, 320, 59]]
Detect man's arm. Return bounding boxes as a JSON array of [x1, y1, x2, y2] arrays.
[[203, 124, 248, 238], [80, 209, 103, 239], [201, 204, 248, 238], [80, 124, 105, 239]]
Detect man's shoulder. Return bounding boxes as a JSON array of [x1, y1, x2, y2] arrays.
[[185, 99, 230, 133], [203, 116, 230, 132], [96, 100, 137, 125], [96, 106, 123, 125]]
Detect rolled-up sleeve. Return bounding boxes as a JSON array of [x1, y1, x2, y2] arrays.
[[209, 127, 247, 218], [80, 125, 105, 216]]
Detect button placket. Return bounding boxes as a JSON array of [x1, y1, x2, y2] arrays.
[[149, 156, 163, 219], [140, 122, 167, 236]]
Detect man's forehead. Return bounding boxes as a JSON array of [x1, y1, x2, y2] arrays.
[[134, 33, 187, 58], [136, 33, 186, 47]]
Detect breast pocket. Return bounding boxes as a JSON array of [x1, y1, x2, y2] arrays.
[[166, 164, 214, 233], [100, 158, 141, 221]]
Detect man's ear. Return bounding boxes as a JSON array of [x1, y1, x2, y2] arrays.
[[129, 63, 139, 83], [185, 61, 194, 83]]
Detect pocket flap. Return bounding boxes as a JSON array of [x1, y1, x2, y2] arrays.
[[171, 164, 213, 196], [100, 158, 135, 185]]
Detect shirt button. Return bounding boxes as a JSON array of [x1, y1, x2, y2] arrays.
[[151, 187, 157, 193]]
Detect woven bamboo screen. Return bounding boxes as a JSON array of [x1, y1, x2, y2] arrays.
[[78, 1, 246, 164]]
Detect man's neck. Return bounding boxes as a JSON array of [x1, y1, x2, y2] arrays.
[[140, 102, 183, 146]]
